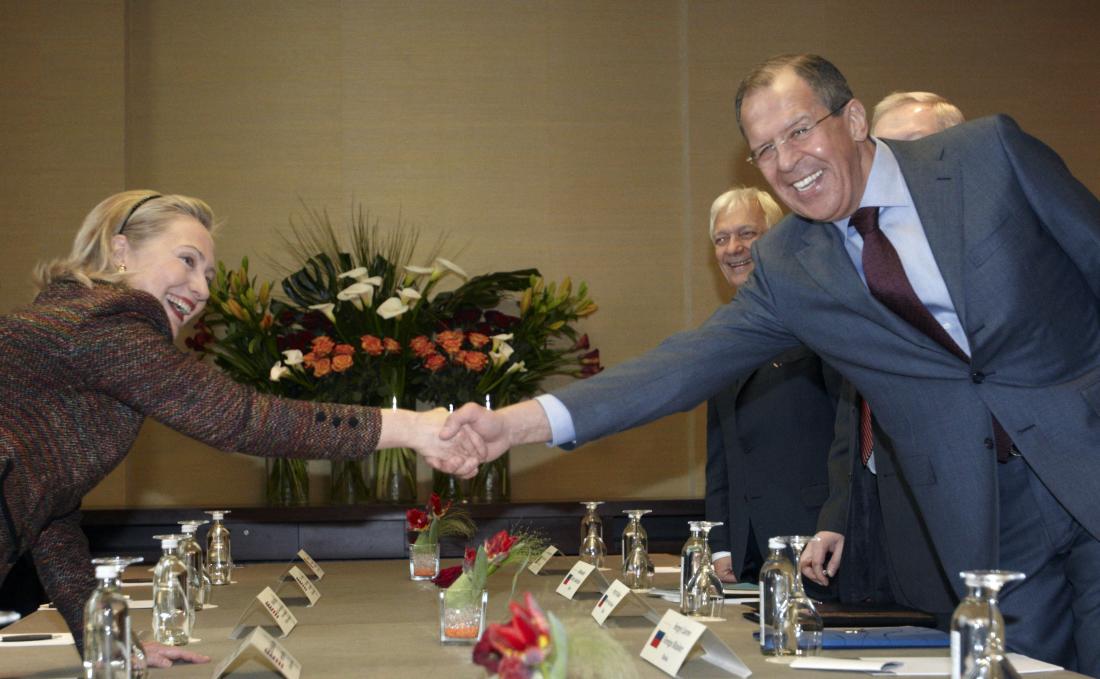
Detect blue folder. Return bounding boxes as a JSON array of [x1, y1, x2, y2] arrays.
[[754, 625, 949, 650]]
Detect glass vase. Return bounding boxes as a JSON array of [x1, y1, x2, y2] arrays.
[[469, 452, 510, 503], [265, 458, 309, 507], [409, 542, 440, 581], [439, 589, 487, 644], [432, 469, 465, 504], [371, 447, 417, 503], [329, 460, 371, 505]]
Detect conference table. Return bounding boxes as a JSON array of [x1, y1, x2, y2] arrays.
[[0, 555, 1085, 678]]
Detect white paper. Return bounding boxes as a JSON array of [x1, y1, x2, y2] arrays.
[[120, 580, 153, 588], [790, 657, 902, 672], [555, 561, 596, 600], [859, 653, 1063, 676], [654, 566, 680, 574], [527, 545, 562, 574], [212, 627, 301, 679], [287, 566, 321, 606], [296, 549, 324, 580], [591, 579, 632, 625], [0, 633, 74, 647], [256, 587, 298, 637], [639, 609, 708, 676]]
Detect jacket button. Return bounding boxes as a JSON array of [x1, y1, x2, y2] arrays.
[[983, 438, 994, 449], [348, 417, 359, 429], [315, 412, 326, 423], [971, 370, 985, 384], [331, 416, 342, 427]]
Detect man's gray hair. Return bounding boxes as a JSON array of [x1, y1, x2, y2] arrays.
[[872, 91, 964, 131]]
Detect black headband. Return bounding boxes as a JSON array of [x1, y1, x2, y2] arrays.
[[117, 194, 162, 234]]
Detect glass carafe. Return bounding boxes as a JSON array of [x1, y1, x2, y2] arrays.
[[683, 521, 724, 617], [82, 563, 131, 679], [90, 557, 146, 678], [204, 510, 232, 585], [950, 570, 1026, 679], [151, 535, 191, 646], [779, 535, 823, 656], [178, 521, 210, 610], [758, 536, 795, 656]]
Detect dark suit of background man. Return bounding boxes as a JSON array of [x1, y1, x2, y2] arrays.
[[806, 91, 968, 621], [701, 187, 840, 587], [449, 53, 1100, 674]]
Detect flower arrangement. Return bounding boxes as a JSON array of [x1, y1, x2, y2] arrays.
[[407, 492, 475, 580], [472, 593, 637, 679], [190, 205, 603, 505]]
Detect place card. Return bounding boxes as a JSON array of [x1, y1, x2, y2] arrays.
[[591, 579, 632, 625], [296, 549, 324, 580], [211, 626, 301, 679], [287, 566, 321, 606], [527, 545, 562, 574], [256, 587, 298, 637], [640, 609, 751, 677], [555, 560, 596, 600]]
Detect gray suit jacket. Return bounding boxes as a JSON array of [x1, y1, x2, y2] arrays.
[[554, 115, 1100, 597], [704, 346, 839, 575]]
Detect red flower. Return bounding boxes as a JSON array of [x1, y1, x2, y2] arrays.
[[464, 547, 478, 570], [360, 334, 384, 356], [467, 332, 490, 349], [580, 348, 603, 377], [410, 335, 435, 358], [331, 353, 354, 373], [473, 593, 552, 677], [485, 530, 518, 562], [406, 508, 430, 532], [428, 492, 452, 518], [432, 565, 463, 588], [437, 330, 465, 355], [484, 310, 519, 329], [424, 353, 447, 373], [304, 354, 331, 377], [472, 634, 501, 674], [571, 333, 590, 351], [497, 656, 532, 679], [383, 337, 401, 354], [311, 335, 335, 357], [461, 350, 489, 372]]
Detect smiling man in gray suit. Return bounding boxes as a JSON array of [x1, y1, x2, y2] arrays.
[[444, 54, 1100, 674]]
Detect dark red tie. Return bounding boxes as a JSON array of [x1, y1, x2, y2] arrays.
[[850, 206, 1011, 463], [859, 396, 874, 466]]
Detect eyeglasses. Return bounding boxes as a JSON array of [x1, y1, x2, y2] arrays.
[[745, 99, 851, 166]]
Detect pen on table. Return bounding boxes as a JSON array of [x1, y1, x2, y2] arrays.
[[1, 633, 57, 642]]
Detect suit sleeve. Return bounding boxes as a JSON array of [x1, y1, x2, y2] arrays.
[[552, 254, 800, 447], [70, 297, 381, 459], [29, 506, 96, 653], [817, 380, 854, 534], [704, 398, 732, 554], [996, 115, 1100, 299]]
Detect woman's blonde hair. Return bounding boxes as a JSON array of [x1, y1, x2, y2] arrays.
[[34, 190, 216, 290]]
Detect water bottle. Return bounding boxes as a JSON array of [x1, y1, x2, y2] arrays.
[[204, 510, 233, 585], [152, 535, 191, 645], [178, 521, 210, 609], [679, 521, 706, 614], [758, 537, 795, 656], [82, 563, 131, 678]]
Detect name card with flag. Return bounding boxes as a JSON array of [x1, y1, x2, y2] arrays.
[[296, 549, 324, 580], [211, 626, 301, 679], [527, 545, 562, 574], [555, 560, 596, 600], [591, 579, 632, 625], [640, 609, 751, 677]]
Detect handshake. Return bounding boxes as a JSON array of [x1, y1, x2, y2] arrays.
[[396, 401, 550, 479]]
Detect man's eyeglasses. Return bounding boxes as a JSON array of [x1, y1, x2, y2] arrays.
[[745, 99, 851, 166]]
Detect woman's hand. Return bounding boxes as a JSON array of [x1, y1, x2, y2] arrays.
[[140, 640, 210, 668]]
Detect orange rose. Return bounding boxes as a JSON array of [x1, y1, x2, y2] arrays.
[[259, 312, 274, 330], [425, 353, 447, 373], [311, 335, 335, 357], [360, 334, 384, 356], [331, 353, 354, 373], [462, 351, 489, 372], [410, 335, 434, 357], [333, 343, 355, 356], [437, 330, 464, 355], [383, 337, 401, 354], [467, 332, 490, 349], [311, 357, 332, 377]]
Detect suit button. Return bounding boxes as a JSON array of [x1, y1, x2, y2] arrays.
[[983, 438, 994, 449], [971, 370, 985, 384], [331, 416, 342, 427], [348, 417, 359, 429], [315, 412, 326, 423]]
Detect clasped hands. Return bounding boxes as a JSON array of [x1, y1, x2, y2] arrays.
[[412, 402, 518, 479]]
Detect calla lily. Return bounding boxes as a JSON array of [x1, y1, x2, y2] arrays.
[[359, 275, 383, 287], [491, 333, 513, 350], [377, 297, 409, 319], [398, 287, 422, 305], [435, 257, 468, 280], [404, 264, 434, 276], [269, 362, 290, 382], [337, 281, 374, 310], [281, 349, 304, 366], [308, 302, 335, 322], [505, 361, 527, 375], [337, 267, 368, 280], [490, 342, 514, 367]]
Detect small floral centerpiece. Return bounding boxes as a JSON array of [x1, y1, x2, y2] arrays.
[[434, 530, 546, 644], [472, 592, 637, 679], [406, 492, 475, 580]]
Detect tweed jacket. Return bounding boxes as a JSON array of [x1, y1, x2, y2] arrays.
[[0, 281, 383, 647]]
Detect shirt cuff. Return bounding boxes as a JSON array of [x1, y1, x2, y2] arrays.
[[534, 394, 577, 448], [711, 551, 731, 562]]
